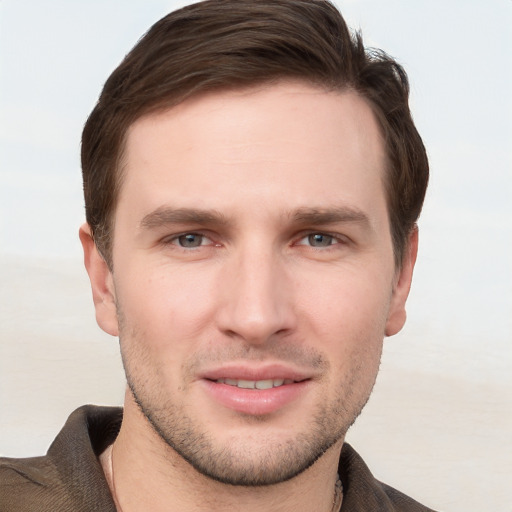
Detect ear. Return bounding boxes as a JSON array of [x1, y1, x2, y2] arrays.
[[79, 223, 119, 337], [385, 226, 419, 337]]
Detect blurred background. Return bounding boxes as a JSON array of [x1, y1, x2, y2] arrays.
[[1, 1, 511, 510]]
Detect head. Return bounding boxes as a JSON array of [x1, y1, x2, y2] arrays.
[[80, 0, 428, 488], [81, 0, 428, 270]]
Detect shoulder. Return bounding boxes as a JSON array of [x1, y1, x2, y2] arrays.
[[378, 481, 438, 512], [0, 405, 122, 512], [0, 454, 69, 511], [0, 454, 54, 485], [339, 443, 438, 512]]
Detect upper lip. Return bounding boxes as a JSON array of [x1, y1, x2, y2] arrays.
[[198, 364, 313, 383]]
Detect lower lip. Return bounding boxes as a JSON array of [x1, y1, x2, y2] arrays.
[[201, 379, 310, 416]]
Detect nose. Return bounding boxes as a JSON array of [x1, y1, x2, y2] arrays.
[[216, 245, 297, 345]]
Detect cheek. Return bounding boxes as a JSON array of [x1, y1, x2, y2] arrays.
[[114, 262, 218, 352], [296, 268, 390, 377], [297, 266, 393, 333]]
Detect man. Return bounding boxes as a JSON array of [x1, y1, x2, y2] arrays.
[[0, 0, 432, 510]]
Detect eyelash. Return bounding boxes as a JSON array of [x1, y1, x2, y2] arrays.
[[162, 232, 216, 249], [295, 232, 347, 249], [161, 231, 348, 251]]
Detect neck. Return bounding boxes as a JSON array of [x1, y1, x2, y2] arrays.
[[102, 395, 343, 512]]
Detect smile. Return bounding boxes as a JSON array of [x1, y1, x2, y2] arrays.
[[202, 374, 311, 415], [215, 378, 295, 389]]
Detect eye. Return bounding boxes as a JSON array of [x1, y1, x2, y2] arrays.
[[173, 233, 210, 248], [306, 233, 335, 247], [297, 233, 339, 248]]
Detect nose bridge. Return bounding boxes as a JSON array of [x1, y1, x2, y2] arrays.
[[218, 240, 294, 343]]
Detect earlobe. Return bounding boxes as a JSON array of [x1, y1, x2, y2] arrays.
[[79, 223, 119, 337], [385, 227, 419, 337]]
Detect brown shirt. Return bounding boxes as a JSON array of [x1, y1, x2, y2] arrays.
[[0, 405, 437, 511]]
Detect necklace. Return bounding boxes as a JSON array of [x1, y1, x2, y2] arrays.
[[107, 444, 124, 512], [331, 476, 343, 512], [106, 445, 342, 512]]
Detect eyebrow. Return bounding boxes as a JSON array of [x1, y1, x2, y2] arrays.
[[291, 206, 371, 227], [140, 207, 230, 229], [140, 205, 371, 231]]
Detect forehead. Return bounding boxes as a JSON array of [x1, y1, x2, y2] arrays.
[[118, 82, 387, 222]]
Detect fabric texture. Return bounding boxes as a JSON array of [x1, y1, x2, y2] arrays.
[[0, 405, 437, 511]]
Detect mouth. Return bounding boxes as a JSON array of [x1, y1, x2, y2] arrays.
[[213, 378, 297, 390], [200, 368, 312, 415]]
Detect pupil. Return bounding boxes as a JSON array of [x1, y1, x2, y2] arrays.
[[309, 234, 331, 247], [179, 234, 202, 247]]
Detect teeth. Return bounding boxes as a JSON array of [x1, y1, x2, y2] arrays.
[[238, 379, 255, 389], [255, 379, 273, 390], [216, 378, 293, 389]]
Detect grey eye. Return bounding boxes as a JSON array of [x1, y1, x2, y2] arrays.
[[308, 233, 334, 247], [177, 233, 204, 247]]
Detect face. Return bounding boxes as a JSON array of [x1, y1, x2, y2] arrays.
[[83, 82, 416, 485]]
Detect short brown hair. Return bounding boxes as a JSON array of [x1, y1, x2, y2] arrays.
[[82, 0, 428, 267]]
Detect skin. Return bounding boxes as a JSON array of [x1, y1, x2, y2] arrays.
[[81, 81, 417, 512]]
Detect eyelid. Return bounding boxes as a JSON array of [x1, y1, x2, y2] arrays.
[[294, 231, 350, 247], [158, 229, 349, 249], [161, 231, 217, 247]]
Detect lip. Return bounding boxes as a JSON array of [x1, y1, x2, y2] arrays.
[[198, 364, 313, 416], [199, 363, 311, 383]]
